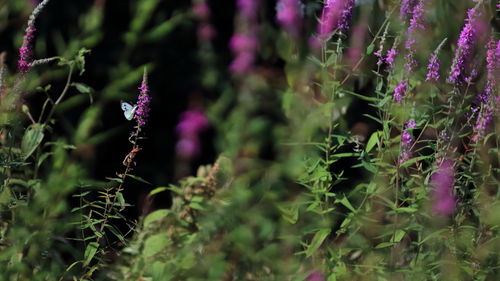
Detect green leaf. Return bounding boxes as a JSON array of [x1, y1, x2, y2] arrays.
[[390, 230, 406, 243], [72, 83, 93, 94], [149, 187, 168, 196], [127, 174, 151, 185], [305, 228, 331, 257], [335, 196, 356, 213], [375, 242, 394, 249], [21, 124, 45, 160], [143, 233, 172, 257], [83, 242, 99, 266], [144, 209, 170, 227], [366, 43, 375, 54], [116, 191, 126, 210], [366, 131, 382, 153]]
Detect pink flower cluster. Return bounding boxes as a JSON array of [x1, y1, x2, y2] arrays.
[[134, 72, 151, 127], [229, 0, 260, 74], [404, 0, 425, 72], [448, 7, 481, 85], [276, 0, 303, 37], [473, 39, 500, 141], [430, 159, 456, 217], [399, 119, 415, 164], [425, 52, 440, 82], [193, 2, 215, 42], [314, 0, 355, 44], [18, 26, 36, 73], [176, 109, 209, 160], [394, 79, 408, 103]]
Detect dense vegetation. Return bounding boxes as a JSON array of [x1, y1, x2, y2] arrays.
[[1, 0, 500, 280]]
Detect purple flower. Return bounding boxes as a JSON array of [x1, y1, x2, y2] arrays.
[[134, 71, 151, 127], [176, 110, 209, 137], [176, 109, 209, 159], [472, 39, 500, 141], [276, 0, 303, 37], [230, 0, 260, 74], [306, 271, 326, 281], [18, 26, 36, 74], [385, 47, 398, 70], [237, 0, 259, 21], [17, 0, 51, 74], [315, 0, 355, 42], [448, 7, 481, 85], [425, 52, 440, 82], [399, 119, 415, 163], [229, 33, 259, 74], [193, 3, 210, 20], [430, 159, 456, 217], [404, 0, 425, 72], [394, 80, 408, 103], [400, 0, 417, 23]]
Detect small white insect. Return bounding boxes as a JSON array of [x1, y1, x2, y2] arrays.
[[120, 101, 137, 120]]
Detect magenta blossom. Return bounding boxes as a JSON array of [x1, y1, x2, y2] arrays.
[[385, 47, 398, 70], [176, 109, 209, 159], [425, 52, 440, 82], [394, 80, 408, 103], [18, 26, 36, 74], [18, 0, 52, 73], [400, 0, 417, 23], [448, 7, 481, 85], [472, 39, 500, 141], [306, 271, 326, 281], [315, 0, 355, 42], [399, 119, 415, 164], [237, 0, 259, 21], [404, 0, 425, 72], [430, 159, 456, 217], [276, 0, 303, 37], [229, 33, 259, 74], [134, 71, 151, 127]]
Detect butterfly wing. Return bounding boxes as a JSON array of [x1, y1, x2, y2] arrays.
[[120, 101, 137, 120]]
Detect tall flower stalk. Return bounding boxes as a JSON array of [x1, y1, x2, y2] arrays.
[[430, 159, 456, 217], [472, 38, 500, 141], [404, 0, 425, 72], [229, 0, 260, 74], [399, 119, 415, 163], [448, 6, 481, 85], [18, 0, 51, 74], [314, 0, 355, 44], [425, 38, 447, 82]]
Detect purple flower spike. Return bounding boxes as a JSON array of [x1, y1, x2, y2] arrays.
[[18, 26, 36, 74], [17, 0, 51, 74], [448, 7, 481, 85], [276, 0, 303, 37], [399, 119, 415, 164], [404, 0, 425, 72], [385, 47, 398, 70], [400, 0, 417, 23], [472, 39, 500, 141], [134, 70, 151, 127], [394, 80, 408, 103], [430, 159, 456, 217], [237, 0, 259, 21], [176, 109, 209, 160], [315, 0, 355, 42], [425, 52, 440, 82]]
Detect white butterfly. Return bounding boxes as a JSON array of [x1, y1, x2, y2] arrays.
[[120, 101, 137, 120]]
